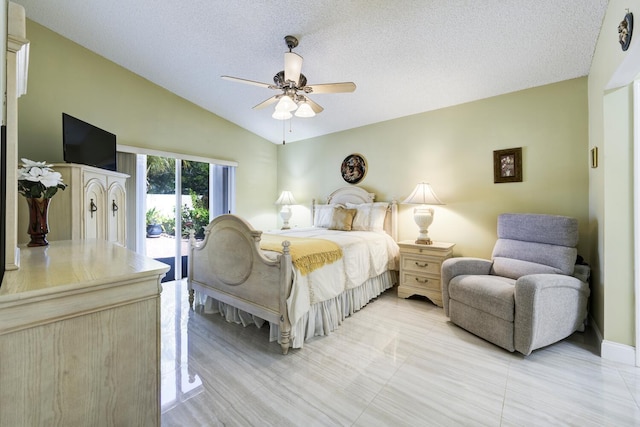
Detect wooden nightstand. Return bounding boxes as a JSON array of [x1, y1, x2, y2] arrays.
[[397, 240, 455, 307]]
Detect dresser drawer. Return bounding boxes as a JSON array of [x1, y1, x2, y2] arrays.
[[400, 255, 441, 275]]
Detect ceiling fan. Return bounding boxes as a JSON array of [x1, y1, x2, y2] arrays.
[[222, 35, 356, 120]]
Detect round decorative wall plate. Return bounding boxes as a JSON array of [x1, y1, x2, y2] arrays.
[[341, 154, 367, 184], [619, 12, 633, 51]]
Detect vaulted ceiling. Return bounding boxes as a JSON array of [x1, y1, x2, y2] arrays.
[[14, 0, 608, 144]]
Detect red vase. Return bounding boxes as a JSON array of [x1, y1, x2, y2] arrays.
[[26, 197, 51, 247]]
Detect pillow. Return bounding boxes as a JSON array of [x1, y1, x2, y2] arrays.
[[313, 204, 335, 228], [369, 203, 388, 231], [328, 206, 357, 231], [346, 202, 388, 231], [350, 204, 372, 231]]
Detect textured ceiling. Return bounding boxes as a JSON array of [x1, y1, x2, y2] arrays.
[[14, 0, 608, 144]]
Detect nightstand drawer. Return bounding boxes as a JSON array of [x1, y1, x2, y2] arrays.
[[400, 255, 441, 275], [401, 272, 441, 292]]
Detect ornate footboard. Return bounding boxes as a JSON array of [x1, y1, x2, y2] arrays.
[[188, 215, 294, 354]]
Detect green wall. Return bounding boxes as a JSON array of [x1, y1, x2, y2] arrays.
[[588, 0, 638, 348], [277, 78, 590, 260], [17, 20, 278, 231]]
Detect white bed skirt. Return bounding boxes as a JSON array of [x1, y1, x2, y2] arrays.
[[194, 270, 398, 349]]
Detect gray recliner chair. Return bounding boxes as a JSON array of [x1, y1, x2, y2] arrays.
[[441, 213, 590, 355]]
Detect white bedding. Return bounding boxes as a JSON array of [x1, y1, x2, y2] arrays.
[[262, 227, 399, 326]]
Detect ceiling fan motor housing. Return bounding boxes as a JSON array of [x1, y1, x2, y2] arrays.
[[273, 70, 307, 88]]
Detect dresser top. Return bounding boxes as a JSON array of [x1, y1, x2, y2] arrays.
[[0, 240, 168, 300]]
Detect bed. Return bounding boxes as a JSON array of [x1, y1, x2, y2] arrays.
[[187, 187, 400, 354]]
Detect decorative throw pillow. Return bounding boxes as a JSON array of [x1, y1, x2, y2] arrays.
[[328, 206, 357, 231]]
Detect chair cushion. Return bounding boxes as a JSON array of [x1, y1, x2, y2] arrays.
[[497, 213, 579, 247], [448, 275, 516, 321], [492, 257, 564, 280], [492, 240, 577, 277]]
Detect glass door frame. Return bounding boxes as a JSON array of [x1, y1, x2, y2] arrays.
[[117, 145, 237, 280]]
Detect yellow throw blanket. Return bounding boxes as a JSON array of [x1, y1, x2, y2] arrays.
[[260, 234, 343, 276]]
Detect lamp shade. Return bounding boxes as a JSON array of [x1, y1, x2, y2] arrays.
[[272, 109, 293, 120], [402, 182, 444, 205], [275, 95, 298, 112], [294, 101, 316, 118], [275, 190, 297, 205]]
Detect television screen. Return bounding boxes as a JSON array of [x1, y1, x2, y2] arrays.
[[62, 113, 117, 171]]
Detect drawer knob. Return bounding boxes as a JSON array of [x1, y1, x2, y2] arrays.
[[415, 277, 429, 284], [415, 261, 429, 268]]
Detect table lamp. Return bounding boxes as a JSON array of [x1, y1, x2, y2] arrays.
[[275, 190, 297, 229], [402, 182, 443, 244]]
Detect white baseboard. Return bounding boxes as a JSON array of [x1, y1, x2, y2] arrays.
[[589, 314, 603, 344], [589, 315, 636, 366], [601, 340, 636, 366]]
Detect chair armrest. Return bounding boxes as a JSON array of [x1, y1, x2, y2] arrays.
[[514, 274, 590, 355], [441, 257, 492, 316]]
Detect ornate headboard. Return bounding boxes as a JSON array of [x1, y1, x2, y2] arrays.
[[311, 187, 398, 241]]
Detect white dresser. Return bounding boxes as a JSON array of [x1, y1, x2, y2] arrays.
[[0, 240, 169, 426]]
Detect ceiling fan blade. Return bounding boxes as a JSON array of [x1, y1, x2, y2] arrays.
[[253, 95, 280, 110], [304, 82, 356, 94], [303, 96, 324, 114], [284, 52, 303, 85], [221, 75, 275, 89]]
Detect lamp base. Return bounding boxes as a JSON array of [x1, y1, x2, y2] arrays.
[[413, 206, 435, 246], [415, 238, 433, 245], [280, 205, 292, 230]]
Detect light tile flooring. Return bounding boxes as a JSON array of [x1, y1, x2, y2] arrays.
[[160, 280, 640, 426]]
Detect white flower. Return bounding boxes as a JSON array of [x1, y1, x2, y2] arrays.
[[22, 167, 64, 188], [21, 158, 52, 169], [17, 159, 67, 199]]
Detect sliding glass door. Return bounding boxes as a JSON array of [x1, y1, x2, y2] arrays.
[[140, 154, 235, 282]]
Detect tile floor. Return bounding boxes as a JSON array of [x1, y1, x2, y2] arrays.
[[160, 280, 640, 426]]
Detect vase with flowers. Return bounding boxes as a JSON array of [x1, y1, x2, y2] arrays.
[[17, 159, 67, 247]]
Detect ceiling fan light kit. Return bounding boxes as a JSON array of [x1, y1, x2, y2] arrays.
[[294, 101, 315, 117], [272, 109, 292, 120], [222, 35, 355, 121], [275, 95, 298, 112]]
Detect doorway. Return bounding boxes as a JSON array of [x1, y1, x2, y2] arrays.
[[116, 146, 237, 281], [145, 155, 235, 281]]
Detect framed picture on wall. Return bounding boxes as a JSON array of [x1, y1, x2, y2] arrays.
[[493, 147, 522, 183], [341, 153, 367, 184]]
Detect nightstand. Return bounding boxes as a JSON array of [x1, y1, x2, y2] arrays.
[[397, 240, 455, 307]]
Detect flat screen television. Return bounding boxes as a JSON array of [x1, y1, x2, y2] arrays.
[[62, 113, 117, 171]]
